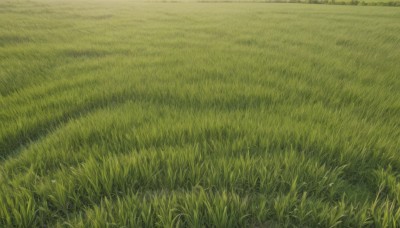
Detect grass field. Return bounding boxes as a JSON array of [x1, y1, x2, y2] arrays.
[[1, 0, 400, 227]]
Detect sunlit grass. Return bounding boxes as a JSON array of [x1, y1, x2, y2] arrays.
[[1, 0, 400, 227]]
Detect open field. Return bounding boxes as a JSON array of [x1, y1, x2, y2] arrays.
[[1, 0, 400, 227]]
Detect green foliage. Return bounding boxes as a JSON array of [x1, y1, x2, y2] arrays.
[[1, 0, 400, 227]]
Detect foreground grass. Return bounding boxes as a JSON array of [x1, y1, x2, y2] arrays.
[[1, 1, 400, 227]]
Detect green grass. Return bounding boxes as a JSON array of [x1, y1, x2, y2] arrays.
[[1, 0, 400, 227]]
